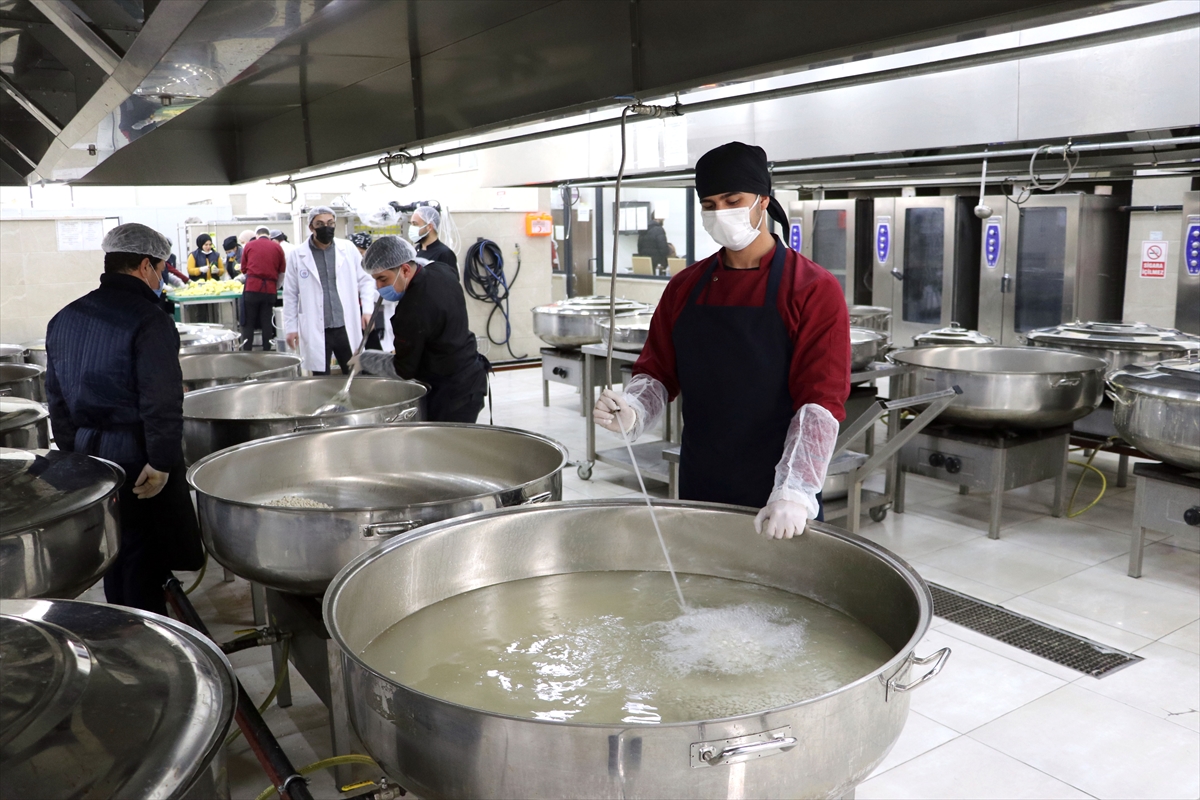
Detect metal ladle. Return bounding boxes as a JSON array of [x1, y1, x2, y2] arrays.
[[312, 297, 384, 415]]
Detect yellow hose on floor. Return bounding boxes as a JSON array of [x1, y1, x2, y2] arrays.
[[183, 552, 208, 595], [253, 754, 380, 800], [225, 638, 292, 747], [1066, 441, 1110, 518]]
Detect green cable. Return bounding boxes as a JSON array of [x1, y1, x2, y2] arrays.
[[183, 552, 208, 595], [1065, 440, 1110, 518]]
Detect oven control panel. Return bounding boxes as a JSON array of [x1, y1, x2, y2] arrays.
[[984, 217, 1003, 269]]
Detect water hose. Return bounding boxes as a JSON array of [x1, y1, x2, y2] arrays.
[[1065, 441, 1110, 518], [183, 552, 208, 595], [463, 239, 525, 359], [254, 754, 381, 800], [226, 638, 292, 747]]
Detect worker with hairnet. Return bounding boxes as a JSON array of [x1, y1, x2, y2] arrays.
[[410, 206, 457, 271], [283, 207, 378, 374], [593, 142, 851, 540], [354, 236, 488, 422], [44, 222, 203, 615]]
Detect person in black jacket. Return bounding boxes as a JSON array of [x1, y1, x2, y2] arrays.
[[410, 206, 458, 272], [354, 236, 488, 422], [45, 222, 203, 615], [637, 215, 670, 271]]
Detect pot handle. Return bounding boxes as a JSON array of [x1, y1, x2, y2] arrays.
[[1106, 388, 1129, 406], [362, 520, 424, 539], [522, 491, 554, 505], [389, 407, 420, 423], [292, 420, 328, 432], [1051, 376, 1081, 388], [701, 736, 798, 767], [887, 648, 951, 698]]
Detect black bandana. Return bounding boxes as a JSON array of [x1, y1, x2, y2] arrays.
[[694, 142, 789, 228]]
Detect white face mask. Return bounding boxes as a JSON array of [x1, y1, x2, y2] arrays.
[[408, 223, 426, 244], [700, 196, 765, 251]]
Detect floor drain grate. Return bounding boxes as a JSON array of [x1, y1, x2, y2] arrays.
[[929, 584, 1142, 678]]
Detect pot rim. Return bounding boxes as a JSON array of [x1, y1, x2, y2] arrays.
[[888, 345, 1107, 376], [187, 422, 568, 513], [1, 451, 124, 537], [181, 376, 426, 421], [323, 499, 933, 730]]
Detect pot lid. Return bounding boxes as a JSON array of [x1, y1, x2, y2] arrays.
[[0, 598, 236, 798], [1026, 321, 1200, 351], [0, 398, 48, 435], [0, 344, 26, 359], [19, 340, 45, 352], [1108, 358, 1200, 403], [534, 297, 648, 317], [848, 305, 891, 317], [913, 323, 995, 345], [598, 312, 654, 332], [850, 327, 887, 345], [0, 449, 124, 536], [0, 363, 43, 382]]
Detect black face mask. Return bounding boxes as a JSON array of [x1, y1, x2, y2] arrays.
[[314, 226, 335, 245]]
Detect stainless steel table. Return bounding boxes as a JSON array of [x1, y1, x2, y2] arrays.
[[1129, 462, 1200, 577]]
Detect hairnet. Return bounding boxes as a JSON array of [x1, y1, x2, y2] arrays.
[[255, 225, 271, 236], [348, 232, 373, 250], [238, 230, 254, 245], [269, 229, 283, 239], [222, 235, 239, 251], [362, 235, 416, 275], [694, 141, 788, 228], [102, 223, 172, 261], [307, 206, 336, 226], [413, 206, 440, 229], [195, 233, 212, 249]]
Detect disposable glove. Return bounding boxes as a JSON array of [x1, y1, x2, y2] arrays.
[[132, 464, 169, 500], [591, 374, 668, 442], [765, 403, 839, 518], [754, 499, 815, 539]]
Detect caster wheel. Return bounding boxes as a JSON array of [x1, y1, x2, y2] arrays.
[[577, 464, 593, 481], [869, 506, 888, 523]]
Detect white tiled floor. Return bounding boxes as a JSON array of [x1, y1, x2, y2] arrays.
[[156, 368, 1199, 799]]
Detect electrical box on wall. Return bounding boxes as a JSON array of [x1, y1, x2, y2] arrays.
[[525, 212, 553, 237]]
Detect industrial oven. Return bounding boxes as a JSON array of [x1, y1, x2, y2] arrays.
[[1176, 190, 1199, 335], [976, 193, 1126, 345], [873, 196, 982, 346], [788, 198, 874, 307]]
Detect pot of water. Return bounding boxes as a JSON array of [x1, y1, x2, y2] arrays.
[[326, 500, 948, 799]]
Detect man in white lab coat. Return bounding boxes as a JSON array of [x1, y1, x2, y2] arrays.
[[283, 207, 378, 374]]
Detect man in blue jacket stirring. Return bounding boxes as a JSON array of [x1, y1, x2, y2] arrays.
[[45, 223, 203, 614]]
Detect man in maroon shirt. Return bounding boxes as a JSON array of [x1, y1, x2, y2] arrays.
[[594, 142, 850, 539], [239, 232, 286, 350]]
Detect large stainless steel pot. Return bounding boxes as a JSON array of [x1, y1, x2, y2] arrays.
[[179, 351, 302, 392], [0, 363, 44, 402], [0, 448, 122, 599], [0, 598, 236, 798], [182, 376, 427, 465], [889, 346, 1106, 429], [851, 326, 889, 370], [912, 323, 995, 347], [849, 305, 891, 333], [177, 322, 241, 354], [532, 296, 650, 348], [189, 424, 566, 595], [20, 339, 46, 367], [1109, 358, 1200, 469], [326, 501, 949, 800], [598, 312, 654, 352], [0, 398, 50, 449], [0, 344, 26, 363], [1026, 320, 1200, 372]]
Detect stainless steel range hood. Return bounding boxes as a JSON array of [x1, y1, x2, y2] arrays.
[[0, 0, 1121, 186]]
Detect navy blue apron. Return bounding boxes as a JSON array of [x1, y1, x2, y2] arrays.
[[672, 237, 822, 517]]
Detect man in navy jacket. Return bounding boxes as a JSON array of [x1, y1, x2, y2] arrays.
[[46, 222, 203, 614]]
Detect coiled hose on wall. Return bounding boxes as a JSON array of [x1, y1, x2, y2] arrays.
[[463, 239, 525, 360]]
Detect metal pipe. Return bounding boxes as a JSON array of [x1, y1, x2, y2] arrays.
[[164, 579, 315, 800], [0, 133, 39, 170], [271, 13, 1197, 186], [1119, 204, 1185, 212]]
